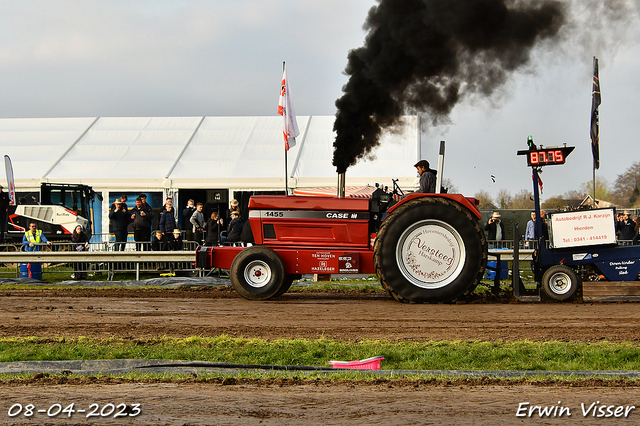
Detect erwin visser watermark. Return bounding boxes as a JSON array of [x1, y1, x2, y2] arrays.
[[516, 401, 635, 418]]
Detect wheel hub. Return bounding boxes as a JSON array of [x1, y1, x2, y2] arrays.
[[549, 272, 571, 294], [396, 220, 465, 289], [244, 260, 272, 288]]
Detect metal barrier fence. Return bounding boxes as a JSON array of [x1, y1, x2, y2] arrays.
[[0, 231, 201, 281], [2, 233, 635, 283], [492, 239, 637, 250], [0, 250, 199, 281]]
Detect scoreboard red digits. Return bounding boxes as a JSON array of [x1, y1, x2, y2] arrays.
[[520, 147, 573, 167]]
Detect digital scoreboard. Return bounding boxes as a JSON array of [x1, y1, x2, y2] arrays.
[[517, 145, 574, 167]]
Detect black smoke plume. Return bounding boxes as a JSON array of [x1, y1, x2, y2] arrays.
[[332, 0, 566, 173]]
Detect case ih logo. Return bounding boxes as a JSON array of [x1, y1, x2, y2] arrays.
[[258, 211, 369, 220], [325, 212, 359, 219]]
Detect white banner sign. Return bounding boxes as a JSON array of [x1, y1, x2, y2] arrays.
[[550, 208, 617, 248]]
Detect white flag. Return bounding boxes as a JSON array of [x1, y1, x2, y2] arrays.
[[278, 66, 300, 151], [4, 155, 16, 206]]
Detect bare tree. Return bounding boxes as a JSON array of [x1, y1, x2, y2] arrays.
[[510, 189, 534, 209], [580, 177, 611, 202], [612, 162, 640, 207], [442, 178, 458, 194], [563, 189, 584, 200], [473, 189, 495, 210], [542, 195, 568, 211], [496, 189, 513, 209]]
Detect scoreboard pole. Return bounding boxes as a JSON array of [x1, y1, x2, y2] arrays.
[[532, 166, 543, 247], [517, 137, 575, 251]]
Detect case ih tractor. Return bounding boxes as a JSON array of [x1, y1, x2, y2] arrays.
[[197, 145, 489, 303]]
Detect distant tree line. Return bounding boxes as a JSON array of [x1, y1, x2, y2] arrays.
[[469, 161, 640, 210]]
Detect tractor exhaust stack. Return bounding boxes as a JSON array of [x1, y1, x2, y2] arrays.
[[337, 173, 346, 198]]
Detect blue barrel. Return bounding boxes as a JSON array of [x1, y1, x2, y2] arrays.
[[486, 261, 508, 280], [19, 263, 42, 280]]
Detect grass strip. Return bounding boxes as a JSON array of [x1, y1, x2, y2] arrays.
[[0, 336, 640, 372], [2, 373, 639, 387]]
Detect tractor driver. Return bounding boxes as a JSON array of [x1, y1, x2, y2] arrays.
[[414, 160, 437, 193], [22, 222, 52, 252]]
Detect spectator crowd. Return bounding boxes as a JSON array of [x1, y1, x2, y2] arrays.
[[484, 208, 639, 246], [109, 194, 253, 251]]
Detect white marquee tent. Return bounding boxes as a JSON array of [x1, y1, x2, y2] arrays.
[[0, 115, 421, 234]]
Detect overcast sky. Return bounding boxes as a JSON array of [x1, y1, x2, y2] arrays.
[[0, 0, 639, 201]]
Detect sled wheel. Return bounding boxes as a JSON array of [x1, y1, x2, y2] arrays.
[[230, 246, 286, 300], [541, 264, 579, 301], [374, 197, 487, 303]]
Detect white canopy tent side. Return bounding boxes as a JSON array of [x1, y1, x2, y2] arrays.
[[0, 117, 99, 190], [290, 115, 420, 190], [0, 115, 421, 239]]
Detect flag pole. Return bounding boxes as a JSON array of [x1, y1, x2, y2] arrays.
[[283, 61, 288, 196], [590, 56, 601, 205], [593, 167, 596, 204], [279, 61, 299, 195]]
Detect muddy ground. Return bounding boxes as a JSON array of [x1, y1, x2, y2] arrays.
[[0, 286, 639, 342], [1, 286, 640, 425]]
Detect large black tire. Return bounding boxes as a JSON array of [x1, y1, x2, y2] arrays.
[[273, 274, 301, 297], [230, 246, 286, 300], [374, 197, 487, 303], [541, 264, 579, 301]]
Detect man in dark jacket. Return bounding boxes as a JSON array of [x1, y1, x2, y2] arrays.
[[226, 211, 243, 242], [139, 193, 153, 236], [241, 219, 254, 244], [205, 212, 223, 246], [484, 212, 505, 247], [130, 197, 153, 251], [182, 199, 196, 241], [414, 159, 437, 193], [189, 202, 206, 245], [617, 211, 636, 241], [109, 200, 129, 251], [158, 204, 177, 235]]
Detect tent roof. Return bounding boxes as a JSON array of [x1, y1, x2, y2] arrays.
[[0, 116, 420, 191]]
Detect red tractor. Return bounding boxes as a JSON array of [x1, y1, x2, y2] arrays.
[[197, 181, 488, 303]]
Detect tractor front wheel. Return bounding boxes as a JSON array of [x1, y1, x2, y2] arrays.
[[230, 246, 286, 300]]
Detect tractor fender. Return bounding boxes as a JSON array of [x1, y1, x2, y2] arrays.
[[386, 193, 482, 220]]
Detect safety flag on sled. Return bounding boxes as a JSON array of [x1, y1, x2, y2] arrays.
[[278, 64, 300, 151], [4, 155, 16, 205], [590, 57, 601, 170]]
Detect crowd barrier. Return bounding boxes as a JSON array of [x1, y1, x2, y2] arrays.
[[1, 234, 633, 283], [0, 231, 201, 281]]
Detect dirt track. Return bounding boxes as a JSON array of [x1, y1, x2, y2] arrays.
[[1, 286, 640, 425], [2, 379, 639, 425], [0, 287, 639, 342]]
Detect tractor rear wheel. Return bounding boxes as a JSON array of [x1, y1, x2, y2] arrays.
[[374, 197, 487, 303], [541, 264, 579, 301], [230, 246, 286, 300]]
